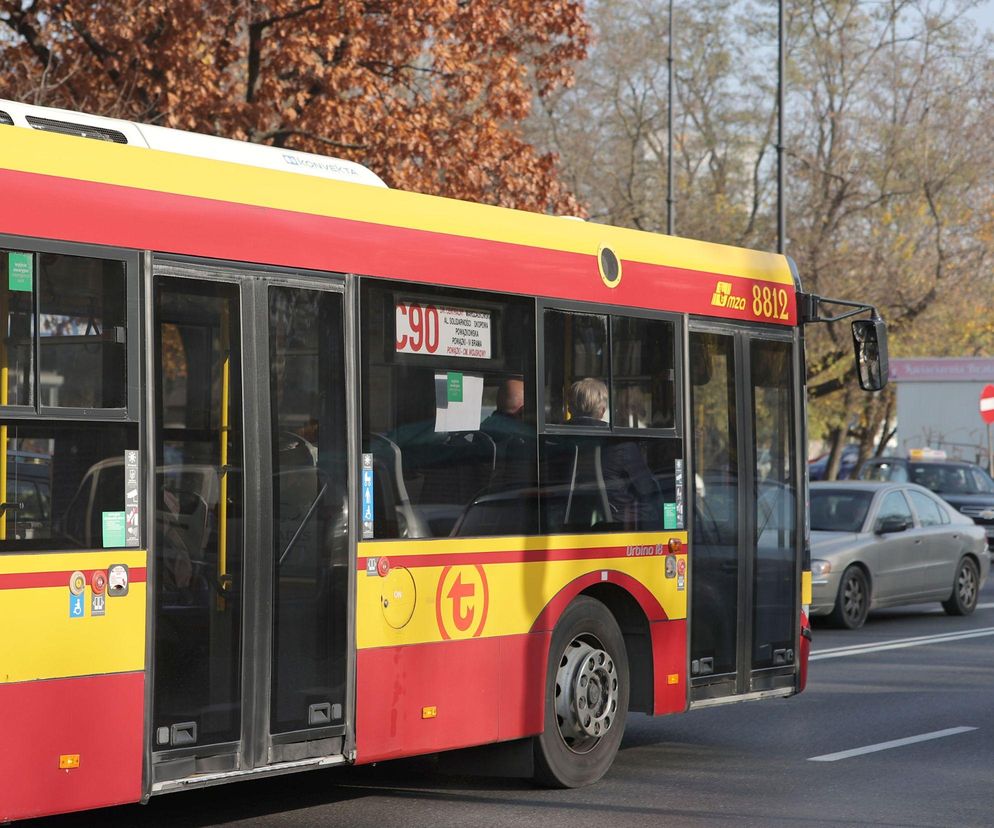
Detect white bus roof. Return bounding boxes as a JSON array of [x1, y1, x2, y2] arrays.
[[0, 98, 388, 188]]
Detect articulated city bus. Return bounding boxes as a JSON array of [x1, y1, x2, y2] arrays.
[[0, 100, 886, 822]]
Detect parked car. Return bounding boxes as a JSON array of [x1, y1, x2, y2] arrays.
[[855, 456, 994, 549], [809, 481, 989, 629], [808, 444, 860, 481]]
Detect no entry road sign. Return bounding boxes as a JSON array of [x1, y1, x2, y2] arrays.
[[982, 385, 994, 425]]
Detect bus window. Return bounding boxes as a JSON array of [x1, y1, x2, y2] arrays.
[[539, 435, 680, 533], [543, 310, 608, 424], [0, 423, 136, 550], [0, 249, 35, 408], [611, 316, 675, 429], [0, 249, 128, 411], [39, 252, 128, 409], [540, 308, 681, 534], [360, 280, 538, 538]]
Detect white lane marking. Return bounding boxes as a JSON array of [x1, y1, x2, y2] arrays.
[[809, 727, 977, 762], [977, 601, 994, 610], [811, 626, 994, 661]]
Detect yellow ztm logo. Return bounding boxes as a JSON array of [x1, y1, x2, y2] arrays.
[[710, 281, 746, 310]]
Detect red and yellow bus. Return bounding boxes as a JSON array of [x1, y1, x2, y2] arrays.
[[0, 100, 885, 822]]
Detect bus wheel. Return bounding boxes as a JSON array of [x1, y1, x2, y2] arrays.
[[534, 596, 629, 788]]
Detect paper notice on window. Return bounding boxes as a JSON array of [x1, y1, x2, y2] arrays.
[[434, 372, 484, 432]]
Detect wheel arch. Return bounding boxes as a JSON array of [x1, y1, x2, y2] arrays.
[[580, 583, 653, 714], [530, 571, 665, 715]]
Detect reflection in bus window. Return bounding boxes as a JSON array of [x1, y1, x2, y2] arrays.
[[539, 435, 678, 533], [544, 310, 608, 425], [751, 339, 796, 671], [153, 276, 244, 749], [0, 250, 35, 408], [0, 423, 136, 550], [269, 285, 348, 734], [361, 281, 537, 538], [611, 316, 675, 429], [38, 252, 127, 409]]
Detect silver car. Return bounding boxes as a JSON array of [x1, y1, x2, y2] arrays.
[[809, 481, 990, 629]]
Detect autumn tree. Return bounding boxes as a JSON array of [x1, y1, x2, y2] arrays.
[[530, 0, 994, 477], [0, 0, 589, 213]]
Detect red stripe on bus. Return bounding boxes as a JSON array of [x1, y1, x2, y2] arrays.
[[0, 567, 147, 591], [0, 671, 143, 822], [0, 168, 794, 324], [356, 545, 673, 571]]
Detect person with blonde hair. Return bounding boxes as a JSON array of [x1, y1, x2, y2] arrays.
[[568, 377, 609, 426]]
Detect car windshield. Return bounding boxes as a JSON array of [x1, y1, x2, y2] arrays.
[[908, 463, 994, 495], [810, 489, 874, 532]]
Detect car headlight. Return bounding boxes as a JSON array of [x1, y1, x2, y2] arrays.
[[811, 559, 832, 577]]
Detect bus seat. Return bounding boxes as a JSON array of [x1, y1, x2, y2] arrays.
[[415, 430, 497, 507], [371, 433, 429, 538], [565, 444, 611, 529]]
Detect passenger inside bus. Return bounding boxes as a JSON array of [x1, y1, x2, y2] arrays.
[[565, 377, 662, 529]]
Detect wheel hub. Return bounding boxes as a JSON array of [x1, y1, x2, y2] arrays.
[[554, 636, 619, 753]]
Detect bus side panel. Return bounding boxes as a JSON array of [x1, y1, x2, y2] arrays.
[[651, 619, 688, 715], [0, 672, 144, 822], [355, 634, 552, 765]]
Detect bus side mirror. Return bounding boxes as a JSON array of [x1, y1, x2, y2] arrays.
[[851, 317, 888, 392]]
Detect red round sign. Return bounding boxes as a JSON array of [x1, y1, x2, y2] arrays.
[[981, 385, 994, 425]]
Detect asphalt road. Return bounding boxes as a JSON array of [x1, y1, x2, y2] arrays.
[[32, 579, 994, 827]]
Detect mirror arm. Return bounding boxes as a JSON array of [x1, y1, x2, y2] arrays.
[[799, 293, 880, 325]]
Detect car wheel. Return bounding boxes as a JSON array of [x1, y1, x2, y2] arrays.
[[533, 596, 629, 788], [829, 566, 870, 630], [941, 557, 979, 616]]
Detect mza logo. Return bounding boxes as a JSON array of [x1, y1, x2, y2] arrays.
[[435, 564, 490, 640], [711, 281, 746, 310]]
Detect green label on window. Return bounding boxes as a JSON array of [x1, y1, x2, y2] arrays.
[[663, 502, 678, 530], [102, 511, 126, 548], [447, 372, 463, 403], [7, 252, 32, 292]]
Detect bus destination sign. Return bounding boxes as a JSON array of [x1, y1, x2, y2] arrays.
[[396, 301, 492, 359]]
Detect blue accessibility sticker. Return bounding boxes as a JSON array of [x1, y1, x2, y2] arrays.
[[69, 593, 85, 618]]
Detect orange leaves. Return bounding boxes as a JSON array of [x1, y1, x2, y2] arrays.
[[0, 0, 589, 214]]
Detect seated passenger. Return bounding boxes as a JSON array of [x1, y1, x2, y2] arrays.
[[480, 377, 530, 442], [568, 377, 610, 427], [568, 377, 661, 529]]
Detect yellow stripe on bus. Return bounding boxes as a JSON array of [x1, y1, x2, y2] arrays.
[[0, 551, 147, 683], [802, 570, 813, 606], [356, 553, 688, 650], [0, 128, 794, 286]]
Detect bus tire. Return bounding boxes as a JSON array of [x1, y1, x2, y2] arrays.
[[942, 556, 979, 616], [533, 596, 629, 788]]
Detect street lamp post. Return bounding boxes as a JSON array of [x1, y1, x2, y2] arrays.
[[667, 0, 675, 236], [777, 0, 785, 254]]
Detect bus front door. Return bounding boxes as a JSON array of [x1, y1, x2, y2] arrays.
[[688, 325, 800, 702], [150, 264, 351, 785]]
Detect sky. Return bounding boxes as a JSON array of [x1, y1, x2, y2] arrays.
[[968, 1, 994, 31]]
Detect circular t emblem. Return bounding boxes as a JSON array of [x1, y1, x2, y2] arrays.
[[435, 564, 490, 640]]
